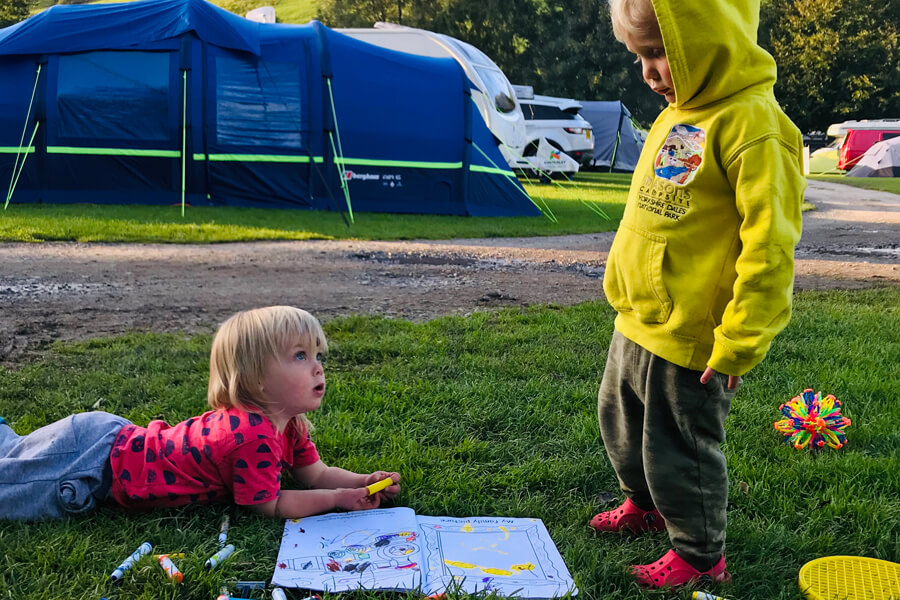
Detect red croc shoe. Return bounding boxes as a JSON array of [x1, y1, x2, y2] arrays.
[[631, 550, 730, 589], [589, 498, 666, 533]]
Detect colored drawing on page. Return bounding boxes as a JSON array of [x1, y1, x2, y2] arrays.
[[418, 515, 577, 597], [272, 508, 423, 592], [272, 509, 577, 597]]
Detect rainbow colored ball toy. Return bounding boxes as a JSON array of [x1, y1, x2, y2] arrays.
[[774, 389, 851, 450]]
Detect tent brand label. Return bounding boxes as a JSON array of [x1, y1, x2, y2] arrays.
[[344, 170, 380, 181]]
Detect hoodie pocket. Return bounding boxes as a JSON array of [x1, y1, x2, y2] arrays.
[[604, 224, 672, 324]]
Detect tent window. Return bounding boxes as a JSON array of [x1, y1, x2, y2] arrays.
[[215, 55, 303, 149], [57, 51, 170, 141]]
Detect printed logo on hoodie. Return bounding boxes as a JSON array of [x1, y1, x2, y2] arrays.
[[654, 124, 706, 186]]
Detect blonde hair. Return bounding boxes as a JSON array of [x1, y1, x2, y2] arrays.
[[208, 306, 327, 433], [609, 0, 660, 43]]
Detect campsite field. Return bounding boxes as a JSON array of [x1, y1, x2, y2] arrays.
[[0, 288, 897, 600], [0, 173, 630, 243], [0, 178, 897, 600]]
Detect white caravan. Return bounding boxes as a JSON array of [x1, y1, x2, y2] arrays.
[[338, 23, 529, 170]]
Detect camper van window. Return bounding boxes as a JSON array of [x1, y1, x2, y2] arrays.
[[57, 51, 169, 141], [442, 36, 493, 67], [476, 67, 517, 114]]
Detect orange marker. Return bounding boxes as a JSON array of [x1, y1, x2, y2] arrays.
[[158, 554, 183, 583]]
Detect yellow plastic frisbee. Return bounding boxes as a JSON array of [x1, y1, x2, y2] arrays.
[[799, 556, 900, 600]]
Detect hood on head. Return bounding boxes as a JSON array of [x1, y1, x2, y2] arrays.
[[651, 0, 776, 109]]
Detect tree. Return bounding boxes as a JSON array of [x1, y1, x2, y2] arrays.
[[317, 0, 439, 28], [509, 0, 664, 125], [0, 0, 29, 28], [760, 0, 900, 132], [317, 0, 664, 125]]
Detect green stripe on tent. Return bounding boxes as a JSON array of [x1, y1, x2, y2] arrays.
[[194, 154, 325, 163], [47, 146, 180, 157], [336, 158, 462, 169], [0, 147, 35, 153], [206, 154, 312, 163], [38, 149, 516, 177], [470, 164, 515, 176]]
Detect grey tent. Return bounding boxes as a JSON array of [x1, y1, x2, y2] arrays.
[[846, 136, 900, 177], [578, 100, 644, 171]]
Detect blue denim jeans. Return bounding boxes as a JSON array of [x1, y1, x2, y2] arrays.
[[0, 411, 130, 521]]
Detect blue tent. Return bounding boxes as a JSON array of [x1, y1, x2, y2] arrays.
[[0, 0, 539, 217], [578, 100, 644, 172]]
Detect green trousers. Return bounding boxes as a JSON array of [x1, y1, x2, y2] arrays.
[[597, 330, 738, 568]]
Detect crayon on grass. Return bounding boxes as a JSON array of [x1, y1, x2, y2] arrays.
[[271, 588, 288, 600], [157, 554, 183, 583], [218, 515, 230, 548], [693, 592, 730, 600], [152, 553, 185, 559], [366, 476, 394, 495], [109, 541, 152, 582], [204, 544, 235, 570]]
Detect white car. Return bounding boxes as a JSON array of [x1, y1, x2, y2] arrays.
[[515, 89, 594, 167]]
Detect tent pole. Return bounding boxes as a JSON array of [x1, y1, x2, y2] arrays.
[[461, 87, 472, 214], [181, 69, 188, 217], [610, 104, 625, 173], [5, 123, 40, 209], [5, 64, 42, 209], [326, 78, 354, 224]]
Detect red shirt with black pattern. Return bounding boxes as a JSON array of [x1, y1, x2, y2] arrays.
[[108, 407, 319, 510]]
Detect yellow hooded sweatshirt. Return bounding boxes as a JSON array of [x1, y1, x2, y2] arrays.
[[603, 0, 805, 376]]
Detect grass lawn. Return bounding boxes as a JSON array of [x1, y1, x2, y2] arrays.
[[809, 174, 900, 195], [1, 287, 897, 600], [0, 173, 630, 243]]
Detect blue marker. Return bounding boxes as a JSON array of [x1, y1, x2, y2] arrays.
[[109, 541, 152, 582], [204, 544, 235, 570]]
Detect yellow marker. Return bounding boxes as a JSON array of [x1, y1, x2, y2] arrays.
[[366, 476, 394, 495], [693, 593, 730, 600], [152, 554, 185, 559]]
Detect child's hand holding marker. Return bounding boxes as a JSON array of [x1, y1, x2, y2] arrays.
[[332, 472, 400, 512], [364, 471, 401, 505], [366, 472, 400, 497]]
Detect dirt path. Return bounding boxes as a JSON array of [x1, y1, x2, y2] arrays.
[[1, 180, 898, 366]]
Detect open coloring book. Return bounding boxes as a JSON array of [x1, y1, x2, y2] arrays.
[[271, 507, 577, 598]]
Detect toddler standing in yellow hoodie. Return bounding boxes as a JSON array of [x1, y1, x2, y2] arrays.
[[590, 0, 805, 589]]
